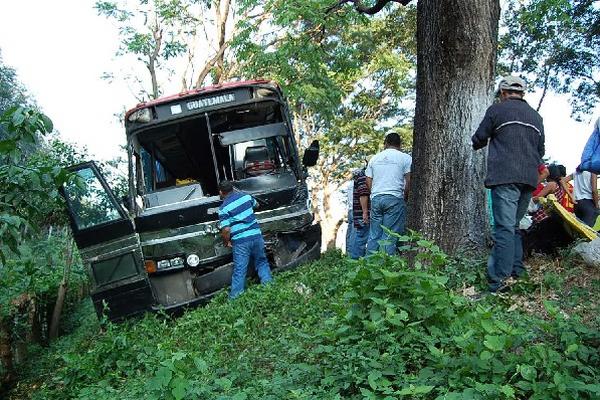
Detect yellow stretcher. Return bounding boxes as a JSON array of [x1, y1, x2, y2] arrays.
[[539, 194, 598, 241], [593, 215, 600, 231]]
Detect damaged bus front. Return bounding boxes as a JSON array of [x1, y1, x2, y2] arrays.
[[61, 80, 321, 321]]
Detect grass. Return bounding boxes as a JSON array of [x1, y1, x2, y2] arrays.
[[6, 243, 600, 400]]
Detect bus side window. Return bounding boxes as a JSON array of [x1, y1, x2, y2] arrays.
[[140, 148, 153, 191]]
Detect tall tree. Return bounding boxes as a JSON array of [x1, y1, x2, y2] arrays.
[[96, 0, 272, 99], [409, 0, 499, 251], [499, 0, 600, 118], [333, 0, 500, 252], [96, 0, 190, 100], [235, 1, 417, 247]]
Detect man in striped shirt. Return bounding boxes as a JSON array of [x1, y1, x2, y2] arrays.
[[218, 180, 272, 298]]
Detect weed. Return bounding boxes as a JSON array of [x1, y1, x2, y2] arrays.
[[7, 244, 600, 400]]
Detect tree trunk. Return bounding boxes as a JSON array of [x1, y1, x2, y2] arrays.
[[331, 218, 345, 249], [214, 0, 231, 84], [320, 180, 344, 250], [0, 316, 13, 388], [49, 240, 74, 341], [148, 13, 162, 99], [408, 0, 500, 253]]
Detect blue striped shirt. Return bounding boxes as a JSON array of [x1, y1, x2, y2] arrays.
[[218, 192, 262, 243]]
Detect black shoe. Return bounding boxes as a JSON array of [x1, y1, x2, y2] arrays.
[[489, 284, 511, 294], [497, 284, 511, 293]]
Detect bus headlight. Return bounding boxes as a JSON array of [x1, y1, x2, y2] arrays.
[[186, 254, 200, 267], [128, 108, 151, 123]]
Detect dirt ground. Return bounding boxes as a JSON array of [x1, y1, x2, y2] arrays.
[[503, 252, 600, 325]]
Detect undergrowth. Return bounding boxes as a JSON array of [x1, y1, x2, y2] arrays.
[[8, 235, 600, 400]]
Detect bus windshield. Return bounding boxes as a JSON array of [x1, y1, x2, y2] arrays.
[[133, 100, 296, 201]]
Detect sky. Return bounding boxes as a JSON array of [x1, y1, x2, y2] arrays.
[[0, 0, 134, 160], [0, 0, 598, 173]]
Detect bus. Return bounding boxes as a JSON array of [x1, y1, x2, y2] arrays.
[[60, 80, 321, 320]]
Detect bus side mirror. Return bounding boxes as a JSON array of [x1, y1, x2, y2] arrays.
[[302, 140, 319, 167]]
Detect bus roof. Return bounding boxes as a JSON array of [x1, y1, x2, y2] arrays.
[[124, 79, 278, 120]]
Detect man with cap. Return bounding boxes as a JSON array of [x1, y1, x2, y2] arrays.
[[472, 76, 545, 293], [218, 180, 272, 298]]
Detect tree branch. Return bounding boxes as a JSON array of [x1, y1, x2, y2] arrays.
[[536, 65, 552, 112], [327, 0, 411, 15], [193, 6, 271, 88]]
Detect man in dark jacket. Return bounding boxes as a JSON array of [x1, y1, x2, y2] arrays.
[[472, 76, 545, 292]]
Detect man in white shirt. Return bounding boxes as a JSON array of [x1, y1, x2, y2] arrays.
[[365, 132, 412, 254], [565, 168, 599, 226]]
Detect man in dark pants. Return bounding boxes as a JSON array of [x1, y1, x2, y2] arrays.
[[218, 180, 272, 298], [472, 76, 545, 293]]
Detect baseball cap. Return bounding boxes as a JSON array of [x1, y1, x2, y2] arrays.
[[498, 75, 527, 92]]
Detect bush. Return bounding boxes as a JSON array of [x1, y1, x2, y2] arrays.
[[9, 240, 600, 400]]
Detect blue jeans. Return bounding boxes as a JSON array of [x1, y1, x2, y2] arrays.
[[346, 209, 355, 255], [349, 219, 369, 259], [231, 236, 272, 298], [367, 194, 406, 255], [488, 184, 532, 291]]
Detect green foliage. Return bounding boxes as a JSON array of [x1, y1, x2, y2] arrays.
[[95, 0, 203, 99], [0, 50, 31, 137], [12, 240, 600, 400], [235, 1, 417, 155], [0, 107, 72, 262], [234, 1, 418, 231], [499, 0, 600, 117], [0, 106, 89, 349], [0, 231, 86, 320]]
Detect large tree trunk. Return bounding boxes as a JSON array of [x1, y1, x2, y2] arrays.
[[408, 0, 500, 252]]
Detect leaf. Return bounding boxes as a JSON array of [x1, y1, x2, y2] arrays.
[[40, 114, 54, 133], [566, 343, 578, 355], [215, 377, 232, 390], [194, 357, 208, 373], [483, 335, 506, 352], [0, 139, 16, 154], [11, 107, 25, 126], [381, 269, 401, 279], [519, 364, 537, 381], [428, 345, 443, 357], [500, 385, 515, 398], [154, 366, 172, 387], [171, 377, 189, 400], [553, 372, 567, 393], [369, 307, 382, 322], [359, 387, 376, 399], [397, 385, 435, 395], [481, 319, 495, 334], [479, 350, 493, 361]]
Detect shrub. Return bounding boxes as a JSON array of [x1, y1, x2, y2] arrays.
[[10, 241, 600, 400]]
